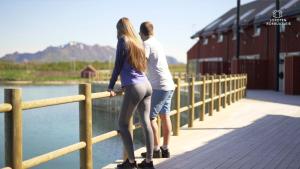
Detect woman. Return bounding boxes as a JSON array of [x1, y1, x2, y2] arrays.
[[108, 17, 155, 169]]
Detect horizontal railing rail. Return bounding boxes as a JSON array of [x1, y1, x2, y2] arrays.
[[0, 73, 247, 169]]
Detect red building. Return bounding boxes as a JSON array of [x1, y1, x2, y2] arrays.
[[187, 0, 300, 94], [81, 65, 97, 79]]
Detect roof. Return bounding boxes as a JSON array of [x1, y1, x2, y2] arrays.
[[191, 0, 300, 39], [81, 65, 97, 72]]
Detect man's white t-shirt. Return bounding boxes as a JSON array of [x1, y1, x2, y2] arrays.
[[144, 37, 175, 91]]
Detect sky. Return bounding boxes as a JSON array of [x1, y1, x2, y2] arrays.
[[0, 0, 255, 63]]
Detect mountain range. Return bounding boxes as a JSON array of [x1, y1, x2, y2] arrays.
[[0, 42, 181, 64]]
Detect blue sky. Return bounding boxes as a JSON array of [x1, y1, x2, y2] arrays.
[[0, 0, 255, 63]]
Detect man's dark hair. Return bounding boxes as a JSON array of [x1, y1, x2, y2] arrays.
[[140, 21, 154, 37]]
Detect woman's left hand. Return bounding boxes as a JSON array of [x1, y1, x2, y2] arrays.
[[107, 89, 116, 97]]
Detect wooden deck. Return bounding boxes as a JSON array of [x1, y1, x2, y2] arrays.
[[103, 90, 300, 169]]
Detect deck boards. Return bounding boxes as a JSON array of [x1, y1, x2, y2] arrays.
[[102, 90, 300, 169]]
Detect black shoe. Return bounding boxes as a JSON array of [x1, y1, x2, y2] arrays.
[[116, 159, 137, 169], [160, 147, 170, 158], [137, 159, 155, 169], [141, 149, 161, 158]]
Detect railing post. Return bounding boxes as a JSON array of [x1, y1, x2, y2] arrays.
[[238, 74, 240, 100], [79, 84, 93, 169], [200, 76, 206, 121], [228, 75, 231, 105], [236, 74, 240, 101], [4, 88, 23, 169], [209, 76, 214, 116], [232, 74, 236, 103], [243, 75, 245, 98], [217, 75, 221, 112], [174, 78, 180, 136], [240, 75, 243, 99], [188, 76, 195, 127], [245, 74, 248, 97], [239, 74, 243, 100], [242, 74, 245, 98], [224, 74, 227, 108]]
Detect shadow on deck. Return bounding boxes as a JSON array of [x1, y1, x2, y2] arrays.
[[156, 115, 300, 169]]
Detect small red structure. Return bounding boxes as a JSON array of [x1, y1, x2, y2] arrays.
[[81, 65, 97, 79]]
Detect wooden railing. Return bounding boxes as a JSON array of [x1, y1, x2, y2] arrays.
[[0, 74, 247, 169]]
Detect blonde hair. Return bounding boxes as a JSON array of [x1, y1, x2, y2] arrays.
[[117, 17, 147, 72]]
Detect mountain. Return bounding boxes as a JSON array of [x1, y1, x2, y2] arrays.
[[0, 42, 182, 64], [1, 42, 115, 63], [166, 56, 182, 64]]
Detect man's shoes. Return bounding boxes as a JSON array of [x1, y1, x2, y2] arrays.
[[141, 149, 161, 158], [116, 159, 137, 169], [160, 147, 170, 158], [137, 159, 155, 169]]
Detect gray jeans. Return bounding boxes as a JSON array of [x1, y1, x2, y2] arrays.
[[118, 81, 154, 161]]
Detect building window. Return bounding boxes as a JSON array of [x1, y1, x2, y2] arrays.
[[217, 34, 224, 43], [202, 38, 208, 45], [280, 24, 286, 33], [253, 25, 261, 37]]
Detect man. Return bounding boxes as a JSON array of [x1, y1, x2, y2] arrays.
[[139, 21, 175, 158]]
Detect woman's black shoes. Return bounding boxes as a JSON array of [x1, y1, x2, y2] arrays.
[[116, 159, 137, 169], [137, 159, 155, 169]]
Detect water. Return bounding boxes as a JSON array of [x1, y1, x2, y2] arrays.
[[0, 84, 144, 169]]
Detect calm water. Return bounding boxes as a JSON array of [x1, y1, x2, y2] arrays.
[[0, 85, 144, 169]]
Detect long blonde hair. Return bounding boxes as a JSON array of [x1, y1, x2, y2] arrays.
[[117, 17, 147, 72]]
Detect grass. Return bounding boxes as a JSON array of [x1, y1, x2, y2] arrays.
[[0, 61, 186, 82]]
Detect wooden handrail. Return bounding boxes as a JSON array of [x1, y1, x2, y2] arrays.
[[22, 95, 85, 110], [0, 103, 12, 112], [22, 142, 86, 169], [1, 74, 247, 169]]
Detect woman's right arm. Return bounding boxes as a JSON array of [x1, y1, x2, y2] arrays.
[[108, 38, 126, 90]]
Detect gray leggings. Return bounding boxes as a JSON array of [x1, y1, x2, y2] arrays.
[[119, 82, 154, 161]]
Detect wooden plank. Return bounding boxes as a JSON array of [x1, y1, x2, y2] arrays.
[[79, 84, 93, 169], [152, 92, 300, 169], [217, 75, 221, 112], [209, 76, 214, 116], [22, 95, 85, 110], [224, 75, 227, 108], [0, 103, 12, 113], [92, 130, 119, 144], [4, 88, 22, 169], [170, 113, 292, 169], [200, 76, 206, 121], [188, 77, 195, 127], [228, 75, 232, 105], [174, 78, 181, 136], [1, 167, 12, 169], [227, 118, 300, 169], [23, 142, 86, 169]]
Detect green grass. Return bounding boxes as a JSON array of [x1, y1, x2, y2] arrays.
[[0, 61, 186, 81]]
